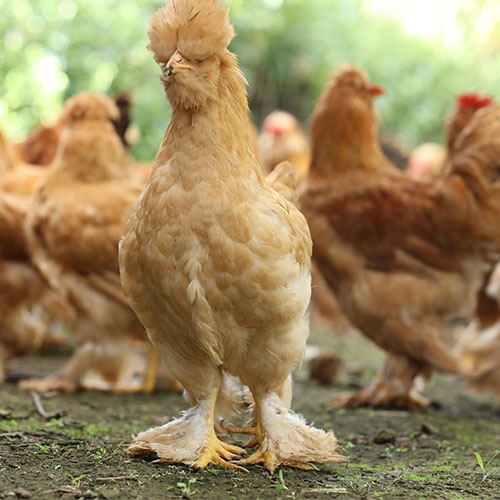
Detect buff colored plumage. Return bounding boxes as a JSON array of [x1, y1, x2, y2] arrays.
[[119, 0, 343, 472], [21, 92, 169, 393]]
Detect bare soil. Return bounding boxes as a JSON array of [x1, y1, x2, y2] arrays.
[[1, 327, 499, 500]]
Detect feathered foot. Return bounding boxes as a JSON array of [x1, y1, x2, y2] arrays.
[[128, 388, 247, 471], [233, 394, 345, 473]]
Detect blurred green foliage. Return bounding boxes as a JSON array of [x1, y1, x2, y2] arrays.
[[1, 0, 499, 160]]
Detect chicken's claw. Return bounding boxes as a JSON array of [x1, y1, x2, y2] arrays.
[[193, 438, 248, 472], [237, 447, 315, 473]]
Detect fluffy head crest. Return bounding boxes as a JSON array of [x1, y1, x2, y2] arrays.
[[457, 93, 493, 111], [148, 0, 235, 64], [61, 92, 119, 123]]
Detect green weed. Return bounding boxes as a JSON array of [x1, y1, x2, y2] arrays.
[[474, 450, 500, 481]]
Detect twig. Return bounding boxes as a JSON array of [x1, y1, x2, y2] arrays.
[[30, 391, 65, 420], [95, 476, 130, 482], [0, 431, 25, 438]]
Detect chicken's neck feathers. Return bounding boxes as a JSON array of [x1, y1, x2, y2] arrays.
[[154, 59, 262, 185]]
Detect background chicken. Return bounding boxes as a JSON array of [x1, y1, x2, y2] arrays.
[[257, 110, 311, 186], [21, 92, 172, 394], [297, 64, 500, 408], [120, 0, 343, 472], [0, 190, 71, 384], [256, 110, 350, 333], [0, 128, 48, 196]]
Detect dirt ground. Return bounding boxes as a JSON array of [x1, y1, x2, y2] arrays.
[[1, 326, 499, 500]]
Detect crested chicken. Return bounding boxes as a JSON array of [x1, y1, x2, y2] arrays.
[[297, 64, 500, 408], [21, 92, 171, 394], [258, 110, 310, 186], [119, 0, 343, 472]]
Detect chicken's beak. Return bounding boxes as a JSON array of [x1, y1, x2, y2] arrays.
[[163, 50, 196, 77]]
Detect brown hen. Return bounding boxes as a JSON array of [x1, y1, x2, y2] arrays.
[[297, 64, 500, 408]]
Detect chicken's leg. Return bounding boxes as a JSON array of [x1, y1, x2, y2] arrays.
[[128, 385, 247, 470], [333, 355, 432, 409], [231, 392, 344, 473]]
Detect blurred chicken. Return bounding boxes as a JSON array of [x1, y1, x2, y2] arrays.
[[297, 64, 500, 408], [21, 92, 175, 394], [447, 93, 500, 399], [406, 142, 447, 181], [407, 93, 494, 182], [17, 122, 65, 167], [0, 128, 47, 196], [457, 262, 500, 398], [0, 190, 71, 384], [258, 110, 310, 186], [445, 93, 494, 152], [120, 0, 343, 472], [257, 112, 350, 332]]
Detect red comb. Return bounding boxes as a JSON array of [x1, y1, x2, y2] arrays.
[[368, 85, 385, 97], [457, 93, 493, 110]]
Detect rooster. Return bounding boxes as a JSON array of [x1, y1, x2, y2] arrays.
[[119, 0, 344, 472], [297, 64, 500, 408]]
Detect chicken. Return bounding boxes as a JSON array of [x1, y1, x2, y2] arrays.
[[0, 128, 48, 196], [406, 93, 495, 182], [0, 190, 71, 384], [17, 122, 65, 167], [258, 110, 310, 185], [21, 91, 170, 394], [406, 142, 447, 181], [297, 64, 500, 408], [119, 0, 343, 472], [444, 93, 500, 331], [445, 93, 493, 152], [256, 113, 350, 332]]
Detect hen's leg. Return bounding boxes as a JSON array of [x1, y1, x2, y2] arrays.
[[333, 355, 432, 409], [19, 337, 140, 393], [128, 370, 246, 471], [234, 391, 344, 473]]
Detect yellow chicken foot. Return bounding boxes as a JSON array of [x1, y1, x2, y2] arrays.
[[232, 394, 345, 472], [193, 427, 248, 472], [128, 386, 247, 470], [225, 424, 259, 448], [230, 418, 305, 473]]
